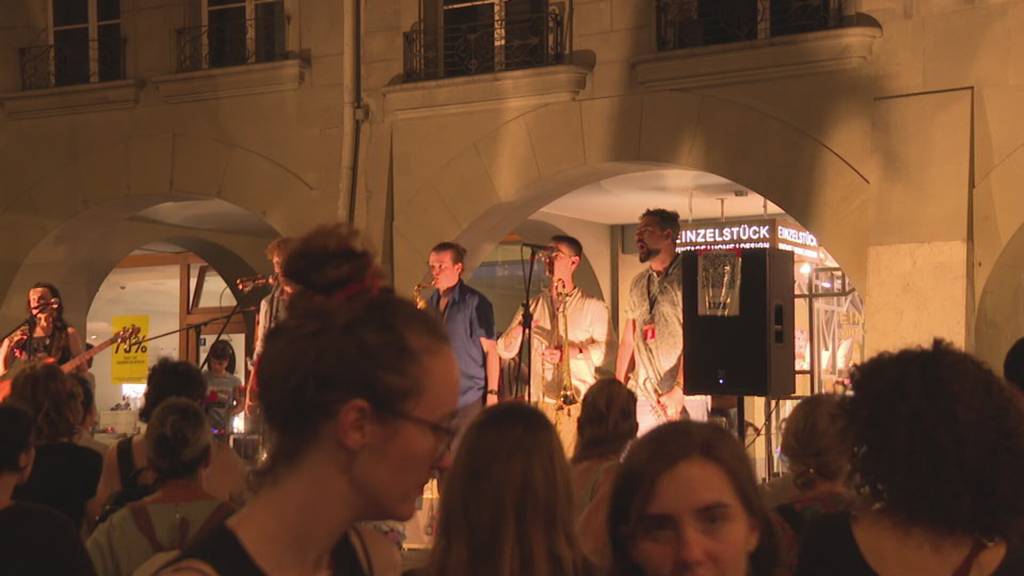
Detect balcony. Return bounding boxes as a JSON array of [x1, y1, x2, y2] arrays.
[[403, 8, 564, 82], [19, 37, 126, 91], [175, 15, 287, 73], [656, 0, 847, 51]]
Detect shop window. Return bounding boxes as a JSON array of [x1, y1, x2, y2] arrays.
[[177, 0, 286, 72], [20, 0, 124, 90]]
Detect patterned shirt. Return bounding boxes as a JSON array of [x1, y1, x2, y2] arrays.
[[496, 286, 615, 401], [625, 255, 684, 394]]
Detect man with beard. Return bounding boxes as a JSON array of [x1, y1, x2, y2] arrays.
[[616, 209, 710, 434]]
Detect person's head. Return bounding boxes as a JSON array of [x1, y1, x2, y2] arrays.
[[8, 363, 81, 443], [207, 340, 236, 376], [259, 224, 457, 523], [139, 358, 207, 424], [266, 237, 294, 276], [635, 209, 680, 264], [69, 373, 97, 432], [26, 282, 64, 324], [780, 394, 852, 493], [847, 339, 1024, 540], [1003, 336, 1024, 393], [609, 421, 775, 576], [145, 398, 212, 483], [572, 378, 637, 464], [0, 404, 36, 488], [428, 242, 466, 292], [428, 403, 587, 576], [547, 235, 583, 285]]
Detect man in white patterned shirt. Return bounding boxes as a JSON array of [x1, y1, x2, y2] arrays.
[[497, 235, 616, 453]]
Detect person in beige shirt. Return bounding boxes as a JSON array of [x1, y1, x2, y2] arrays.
[[497, 235, 615, 453]]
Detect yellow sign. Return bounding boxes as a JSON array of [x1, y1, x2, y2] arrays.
[[111, 315, 149, 385]]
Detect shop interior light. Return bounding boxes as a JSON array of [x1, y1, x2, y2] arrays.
[[799, 262, 812, 276]]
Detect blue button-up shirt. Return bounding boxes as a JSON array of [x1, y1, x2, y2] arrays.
[[428, 280, 495, 408]]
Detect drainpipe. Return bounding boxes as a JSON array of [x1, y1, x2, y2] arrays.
[[340, 0, 365, 225]]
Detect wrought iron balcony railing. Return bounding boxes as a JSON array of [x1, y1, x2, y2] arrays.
[[656, 0, 845, 51], [176, 15, 287, 73], [19, 37, 126, 91], [404, 9, 564, 82]]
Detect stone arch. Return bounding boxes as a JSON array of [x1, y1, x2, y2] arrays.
[[0, 132, 328, 330], [392, 91, 870, 293]]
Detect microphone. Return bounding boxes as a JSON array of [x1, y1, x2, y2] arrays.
[[521, 243, 554, 253], [31, 299, 60, 312], [235, 275, 273, 293]]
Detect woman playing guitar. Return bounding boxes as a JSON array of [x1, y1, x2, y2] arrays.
[[0, 282, 85, 375]]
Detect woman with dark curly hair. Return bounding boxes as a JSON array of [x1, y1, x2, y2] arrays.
[[797, 340, 1024, 575], [608, 420, 778, 576]]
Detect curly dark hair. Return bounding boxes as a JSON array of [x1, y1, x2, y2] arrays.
[[8, 362, 81, 443], [1004, 336, 1024, 392], [608, 421, 777, 576], [847, 339, 1024, 539], [139, 358, 207, 423], [640, 208, 681, 238], [572, 378, 637, 464], [258, 225, 449, 476]]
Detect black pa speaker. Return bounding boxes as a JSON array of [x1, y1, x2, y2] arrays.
[[681, 249, 795, 397]]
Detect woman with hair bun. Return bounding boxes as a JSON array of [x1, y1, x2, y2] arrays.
[[87, 398, 234, 576], [164, 225, 458, 576]]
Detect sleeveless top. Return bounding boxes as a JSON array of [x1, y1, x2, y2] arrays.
[[176, 522, 373, 576], [18, 325, 72, 364]]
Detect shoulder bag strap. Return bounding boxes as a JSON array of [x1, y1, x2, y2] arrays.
[[348, 525, 375, 576], [129, 503, 167, 552]]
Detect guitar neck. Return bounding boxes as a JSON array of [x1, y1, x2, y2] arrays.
[[61, 335, 116, 373]]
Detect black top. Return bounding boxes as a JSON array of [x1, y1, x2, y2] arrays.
[[177, 522, 371, 575], [12, 442, 102, 529], [0, 502, 95, 576], [797, 511, 1024, 575]]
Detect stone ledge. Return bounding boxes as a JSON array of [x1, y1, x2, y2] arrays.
[[383, 64, 592, 118], [0, 79, 141, 119], [152, 59, 305, 103], [632, 25, 883, 90]]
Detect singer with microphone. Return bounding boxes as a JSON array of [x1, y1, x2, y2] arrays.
[[245, 237, 295, 416], [0, 282, 85, 375]]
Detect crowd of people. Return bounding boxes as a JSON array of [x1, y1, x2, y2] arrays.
[[3, 220, 1024, 576]]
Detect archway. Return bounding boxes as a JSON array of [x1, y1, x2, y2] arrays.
[[976, 222, 1024, 375], [391, 92, 869, 295]]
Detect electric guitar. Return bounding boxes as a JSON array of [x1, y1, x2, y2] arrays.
[[0, 324, 141, 402]]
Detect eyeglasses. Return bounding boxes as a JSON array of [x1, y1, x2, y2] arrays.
[[381, 408, 457, 461]]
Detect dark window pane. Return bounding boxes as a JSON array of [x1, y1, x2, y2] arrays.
[[208, 7, 247, 68], [254, 2, 285, 62], [54, 27, 89, 85], [53, 0, 88, 27], [208, 0, 244, 7], [98, 23, 123, 81], [503, 0, 549, 70], [443, 4, 494, 77], [98, 0, 120, 22]]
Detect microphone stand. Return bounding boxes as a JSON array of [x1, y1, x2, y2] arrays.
[[513, 246, 546, 402], [140, 306, 258, 356]]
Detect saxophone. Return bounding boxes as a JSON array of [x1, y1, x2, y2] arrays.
[[554, 279, 579, 410], [413, 280, 434, 310]]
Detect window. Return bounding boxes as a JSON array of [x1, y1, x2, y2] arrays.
[[179, 0, 285, 71], [408, 0, 560, 80], [48, 0, 123, 86]]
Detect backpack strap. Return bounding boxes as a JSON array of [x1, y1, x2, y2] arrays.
[[188, 503, 236, 547], [129, 503, 168, 553], [116, 436, 137, 490], [952, 538, 990, 576]]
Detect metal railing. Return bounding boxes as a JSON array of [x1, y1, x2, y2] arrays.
[[404, 8, 564, 82], [656, 0, 845, 51], [176, 16, 287, 73], [19, 37, 126, 91]]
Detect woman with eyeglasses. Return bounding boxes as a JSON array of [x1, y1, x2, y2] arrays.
[[607, 420, 780, 576], [162, 225, 459, 576]]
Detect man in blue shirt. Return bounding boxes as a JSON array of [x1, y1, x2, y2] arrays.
[[427, 242, 499, 448]]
